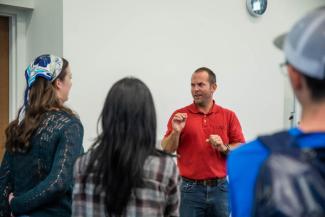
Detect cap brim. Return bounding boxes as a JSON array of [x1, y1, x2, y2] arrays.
[[273, 33, 287, 50]]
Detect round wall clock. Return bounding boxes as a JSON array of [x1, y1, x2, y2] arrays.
[[246, 0, 267, 17]]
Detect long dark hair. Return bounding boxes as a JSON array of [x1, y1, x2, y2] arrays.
[[84, 77, 161, 216], [5, 58, 73, 153]]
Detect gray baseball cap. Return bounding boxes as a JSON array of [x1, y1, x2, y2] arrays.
[[273, 7, 325, 80]]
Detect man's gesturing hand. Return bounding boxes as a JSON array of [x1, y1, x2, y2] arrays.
[[206, 134, 228, 153], [172, 113, 187, 133]]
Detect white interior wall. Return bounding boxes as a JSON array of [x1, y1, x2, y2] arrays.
[[23, 0, 63, 112], [0, 0, 33, 9], [3, 1, 323, 149], [26, 0, 63, 64], [0, 0, 63, 116], [62, 0, 325, 149], [0, 2, 34, 120]]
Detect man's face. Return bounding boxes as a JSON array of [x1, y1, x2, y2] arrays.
[[191, 71, 216, 107]]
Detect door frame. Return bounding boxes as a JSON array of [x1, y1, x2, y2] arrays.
[[0, 7, 32, 120], [0, 16, 9, 161]]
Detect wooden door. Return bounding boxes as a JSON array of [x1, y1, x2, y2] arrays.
[[0, 16, 9, 162]]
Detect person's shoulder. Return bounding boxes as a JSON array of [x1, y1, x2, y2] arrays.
[[148, 150, 176, 165], [44, 110, 82, 127], [146, 151, 178, 174], [216, 104, 236, 115], [159, 152, 177, 167], [231, 129, 294, 156], [228, 138, 269, 168], [57, 110, 81, 123], [74, 150, 92, 174], [228, 138, 270, 183], [172, 103, 194, 113], [231, 139, 263, 155]]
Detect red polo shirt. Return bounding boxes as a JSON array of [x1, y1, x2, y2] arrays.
[[164, 102, 245, 179]]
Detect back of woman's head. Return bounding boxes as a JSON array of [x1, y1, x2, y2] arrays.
[[86, 77, 158, 217], [101, 77, 156, 150], [5, 54, 72, 153]]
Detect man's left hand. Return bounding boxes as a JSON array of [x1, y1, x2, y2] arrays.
[[206, 135, 228, 153]]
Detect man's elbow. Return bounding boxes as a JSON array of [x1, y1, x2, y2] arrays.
[[163, 146, 177, 154], [163, 147, 174, 154], [161, 141, 175, 153]]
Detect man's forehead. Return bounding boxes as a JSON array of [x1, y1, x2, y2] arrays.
[[191, 71, 209, 81]]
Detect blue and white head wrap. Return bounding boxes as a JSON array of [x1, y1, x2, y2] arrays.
[[18, 54, 64, 124]]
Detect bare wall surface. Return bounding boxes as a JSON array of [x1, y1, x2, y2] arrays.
[[26, 0, 63, 62], [62, 0, 324, 149], [0, 0, 63, 116]]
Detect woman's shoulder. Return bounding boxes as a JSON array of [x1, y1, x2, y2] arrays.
[[74, 150, 92, 174], [151, 150, 176, 163], [42, 110, 82, 127], [35, 110, 83, 137], [145, 151, 178, 177]]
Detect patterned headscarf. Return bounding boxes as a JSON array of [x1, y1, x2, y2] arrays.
[[18, 54, 64, 124]]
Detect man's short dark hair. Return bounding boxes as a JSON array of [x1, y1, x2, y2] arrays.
[[194, 67, 216, 84], [288, 62, 325, 102], [302, 73, 325, 102]]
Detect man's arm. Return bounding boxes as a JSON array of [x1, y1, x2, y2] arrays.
[[227, 111, 245, 150], [161, 130, 181, 153], [161, 113, 187, 154]]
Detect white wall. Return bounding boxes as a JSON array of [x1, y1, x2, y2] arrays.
[[0, 3, 30, 119], [0, 0, 33, 9], [26, 0, 63, 63], [0, 0, 63, 116], [62, 0, 324, 149]]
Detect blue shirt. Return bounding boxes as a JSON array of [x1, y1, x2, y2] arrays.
[[227, 128, 325, 217]]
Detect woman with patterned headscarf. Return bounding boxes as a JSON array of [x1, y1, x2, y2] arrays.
[[0, 54, 84, 217]]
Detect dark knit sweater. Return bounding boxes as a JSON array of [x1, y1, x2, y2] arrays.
[[0, 111, 84, 217]]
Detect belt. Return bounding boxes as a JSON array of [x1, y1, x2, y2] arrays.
[[182, 176, 226, 186]]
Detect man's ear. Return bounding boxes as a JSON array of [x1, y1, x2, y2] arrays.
[[288, 65, 303, 91], [211, 83, 217, 92]]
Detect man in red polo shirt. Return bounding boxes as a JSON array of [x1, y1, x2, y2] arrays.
[[162, 67, 245, 217]]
